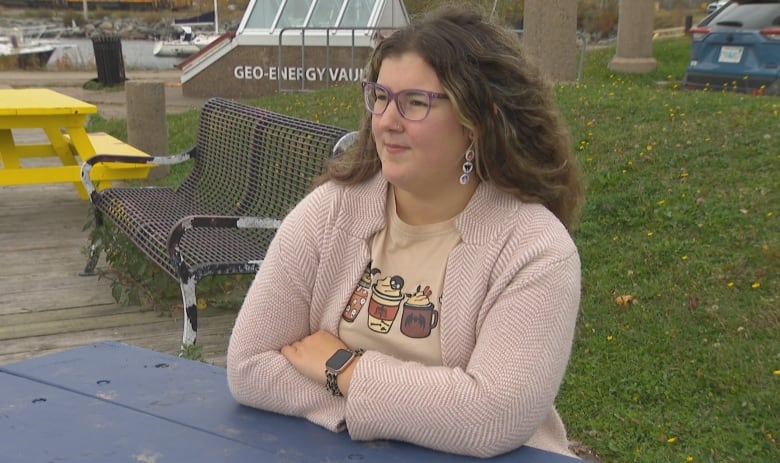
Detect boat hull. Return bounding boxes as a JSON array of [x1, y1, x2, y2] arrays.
[[152, 32, 220, 58], [0, 48, 55, 70], [152, 40, 201, 58]]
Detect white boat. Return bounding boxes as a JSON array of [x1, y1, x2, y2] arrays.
[[154, 0, 222, 59], [0, 29, 56, 69], [152, 26, 220, 58], [0, 26, 80, 70]]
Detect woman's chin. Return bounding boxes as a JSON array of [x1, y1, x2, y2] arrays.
[[380, 165, 408, 187]]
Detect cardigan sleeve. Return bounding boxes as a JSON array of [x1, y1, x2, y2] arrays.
[[344, 225, 581, 458], [226, 185, 347, 431]]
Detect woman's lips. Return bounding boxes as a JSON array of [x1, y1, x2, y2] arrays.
[[383, 142, 407, 154]]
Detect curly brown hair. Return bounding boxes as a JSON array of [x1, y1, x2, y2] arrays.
[[321, 3, 584, 231]]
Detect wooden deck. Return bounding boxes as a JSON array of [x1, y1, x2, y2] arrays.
[[0, 181, 239, 367]]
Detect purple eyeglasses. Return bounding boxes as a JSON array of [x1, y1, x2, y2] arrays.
[[362, 81, 449, 121]]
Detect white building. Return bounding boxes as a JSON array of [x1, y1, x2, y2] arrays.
[[180, 0, 409, 98]]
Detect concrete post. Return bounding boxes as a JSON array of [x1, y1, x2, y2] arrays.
[[126, 80, 169, 178], [609, 0, 657, 73], [523, 0, 578, 82]]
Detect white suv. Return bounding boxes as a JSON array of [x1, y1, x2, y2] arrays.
[[707, 0, 730, 13]]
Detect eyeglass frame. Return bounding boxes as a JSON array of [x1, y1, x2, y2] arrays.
[[361, 81, 449, 121]]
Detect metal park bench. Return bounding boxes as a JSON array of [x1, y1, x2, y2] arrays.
[[80, 97, 353, 347]]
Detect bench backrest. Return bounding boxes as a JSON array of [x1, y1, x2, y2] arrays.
[[177, 98, 349, 218], [177, 98, 263, 214], [246, 113, 348, 217]]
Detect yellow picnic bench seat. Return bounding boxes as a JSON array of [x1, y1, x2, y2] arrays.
[[74, 132, 154, 183]]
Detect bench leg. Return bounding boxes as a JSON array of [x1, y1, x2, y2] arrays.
[[80, 210, 104, 277], [180, 278, 198, 347], [80, 240, 102, 276]]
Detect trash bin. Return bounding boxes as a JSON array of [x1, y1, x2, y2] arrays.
[[92, 34, 126, 87]]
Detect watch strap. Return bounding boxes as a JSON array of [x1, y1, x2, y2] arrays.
[[325, 348, 364, 397]]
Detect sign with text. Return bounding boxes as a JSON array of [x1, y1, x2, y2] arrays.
[[182, 45, 373, 99], [233, 65, 365, 82]]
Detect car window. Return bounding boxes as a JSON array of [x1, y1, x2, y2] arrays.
[[708, 2, 780, 29]]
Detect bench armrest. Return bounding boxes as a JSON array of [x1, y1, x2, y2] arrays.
[[81, 150, 194, 199], [167, 215, 283, 280]]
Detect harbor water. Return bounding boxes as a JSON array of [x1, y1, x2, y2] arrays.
[[48, 38, 183, 71]]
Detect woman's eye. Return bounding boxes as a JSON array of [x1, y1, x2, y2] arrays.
[[407, 95, 428, 107]]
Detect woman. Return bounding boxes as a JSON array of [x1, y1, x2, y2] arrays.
[[227, 4, 584, 458]]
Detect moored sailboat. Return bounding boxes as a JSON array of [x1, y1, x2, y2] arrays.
[[152, 25, 219, 57], [153, 0, 221, 58]]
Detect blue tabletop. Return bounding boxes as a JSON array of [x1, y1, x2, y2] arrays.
[[0, 341, 581, 462], [0, 372, 273, 462]]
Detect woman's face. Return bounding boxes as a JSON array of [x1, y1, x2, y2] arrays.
[[371, 52, 470, 197]]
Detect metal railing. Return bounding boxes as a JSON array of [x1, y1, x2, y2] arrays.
[[277, 26, 391, 93], [277, 26, 588, 93]]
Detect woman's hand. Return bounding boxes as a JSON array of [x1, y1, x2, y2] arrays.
[[281, 330, 349, 385]]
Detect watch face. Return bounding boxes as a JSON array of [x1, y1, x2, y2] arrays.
[[326, 349, 354, 372]]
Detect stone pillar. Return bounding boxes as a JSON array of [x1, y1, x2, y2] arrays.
[[523, 0, 578, 82], [609, 0, 657, 73], [126, 80, 169, 178]]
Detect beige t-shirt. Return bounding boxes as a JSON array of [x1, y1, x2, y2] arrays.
[[339, 189, 462, 366]]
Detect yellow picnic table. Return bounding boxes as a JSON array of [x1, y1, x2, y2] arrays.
[[0, 88, 152, 200]]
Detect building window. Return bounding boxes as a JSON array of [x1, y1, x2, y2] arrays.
[[277, 0, 315, 28], [309, 0, 346, 28], [340, 0, 376, 27], [245, 0, 284, 29]]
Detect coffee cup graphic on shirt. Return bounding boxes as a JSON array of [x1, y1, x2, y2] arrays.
[[342, 269, 373, 322], [367, 275, 405, 333], [400, 285, 438, 338]]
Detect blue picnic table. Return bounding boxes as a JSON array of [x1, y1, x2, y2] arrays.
[[0, 341, 582, 462]]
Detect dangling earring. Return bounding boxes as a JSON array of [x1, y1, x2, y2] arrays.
[[459, 145, 475, 185]]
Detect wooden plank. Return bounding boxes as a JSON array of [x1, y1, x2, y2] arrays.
[[0, 225, 89, 241], [1, 304, 142, 327], [0, 206, 87, 218], [0, 274, 116, 314], [0, 294, 116, 315], [0, 240, 90, 255], [0, 251, 94, 274], [0, 198, 88, 215], [0, 310, 176, 339], [0, 220, 89, 236], [0, 240, 100, 277], [0, 310, 237, 367], [0, 186, 83, 204], [0, 293, 115, 315], [0, 275, 103, 291], [0, 305, 238, 341]]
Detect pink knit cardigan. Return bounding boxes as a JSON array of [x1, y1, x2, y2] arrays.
[[227, 174, 581, 458]]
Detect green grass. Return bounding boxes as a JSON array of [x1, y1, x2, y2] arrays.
[[554, 37, 778, 463], [87, 36, 779, 462]]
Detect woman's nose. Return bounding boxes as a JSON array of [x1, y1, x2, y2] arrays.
[[377, 100, 404, 130]]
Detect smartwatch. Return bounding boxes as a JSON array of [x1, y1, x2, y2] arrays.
[[325, 348, 364, 397]]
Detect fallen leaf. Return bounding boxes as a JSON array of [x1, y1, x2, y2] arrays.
[[615, 295, 635, 307]]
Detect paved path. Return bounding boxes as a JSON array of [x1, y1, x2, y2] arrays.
[[0, 70, 210, 119]]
